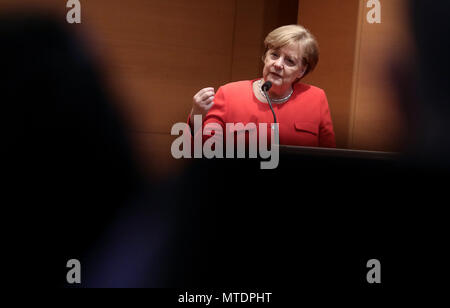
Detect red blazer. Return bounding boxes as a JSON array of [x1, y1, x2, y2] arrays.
[[200, 80, 336, 148]]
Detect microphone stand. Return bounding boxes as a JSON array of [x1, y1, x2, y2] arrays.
[[261, 81, 277, 124], [261, 81, 279, 153]]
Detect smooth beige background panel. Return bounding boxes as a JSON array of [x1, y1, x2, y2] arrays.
[[2, 1, 410, 174], [349, 0, 409, 151], [299, 0, 410, 151], [298, 0, 360, 149], [0, 0, 298, 176], [83, 0, 236, 133]]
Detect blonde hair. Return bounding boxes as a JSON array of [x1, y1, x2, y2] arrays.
[[263, 24, 319, 78]]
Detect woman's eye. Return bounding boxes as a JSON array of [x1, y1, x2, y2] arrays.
[[271, 53, 279, 58], [286, 59, 295, 65]]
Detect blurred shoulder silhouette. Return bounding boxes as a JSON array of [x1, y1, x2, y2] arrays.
[[392, 0, 450, 166], [0, 12, 144, 286]]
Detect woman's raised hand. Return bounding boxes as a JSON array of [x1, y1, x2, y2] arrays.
[[190, 87, 215, 127]]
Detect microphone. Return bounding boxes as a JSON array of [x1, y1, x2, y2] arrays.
[[262, 81, 272, 92], [261, 81, 277, 124]]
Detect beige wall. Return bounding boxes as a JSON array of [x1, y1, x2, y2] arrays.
[[1, 0, 409, 179], [298, 0, 360, 149], [1, 0, 298, 176], [349, 0, 410, 151], [298, 0, 410, 151]]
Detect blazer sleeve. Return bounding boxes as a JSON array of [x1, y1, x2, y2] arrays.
[[318, 90, 336, 148]]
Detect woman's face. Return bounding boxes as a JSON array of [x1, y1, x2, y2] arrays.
[[262, 43, 306, 95]]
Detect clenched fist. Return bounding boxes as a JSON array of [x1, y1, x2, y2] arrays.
[[189, 87, 215, 128]]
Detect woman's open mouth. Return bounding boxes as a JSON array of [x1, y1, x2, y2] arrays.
[[270, 72, 282, 78]]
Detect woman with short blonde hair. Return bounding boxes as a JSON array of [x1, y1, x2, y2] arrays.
[[263, 24, 319, 79], [189, 24, 335, 148]]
